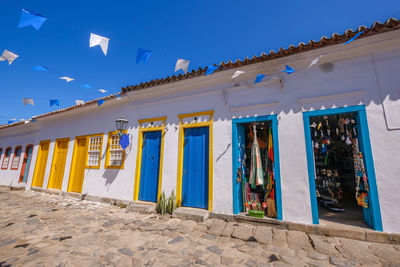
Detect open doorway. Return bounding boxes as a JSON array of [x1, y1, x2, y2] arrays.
[[303, 106, 382, 230], [19, 145, 34, 183], [232, 115, 282, 220]]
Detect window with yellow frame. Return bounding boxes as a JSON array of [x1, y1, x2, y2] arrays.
[[86, 134, 104, 168], [105, 130, 126, 169]]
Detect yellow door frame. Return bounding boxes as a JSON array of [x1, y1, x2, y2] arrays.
[[48, 137, 70, 190], [31, 140, 51, 188], [134, 117, 167, 201], [176, 110, 214, 211], [67, 135, 89, 193]]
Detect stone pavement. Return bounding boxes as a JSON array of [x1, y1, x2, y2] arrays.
[[0, 188, 400, 266]]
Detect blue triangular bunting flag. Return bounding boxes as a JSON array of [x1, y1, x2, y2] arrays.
[[18, 9, 47, 30], [282, 65, 295, 74], [119, 134, 129, 150], [205, 65, 218, 75], [32, 65, 48, 71], [255, 74, 265, 84], [136, 48, 152, 64], [50, 99, 59, 107], [97, 99, 104, 106], [345, 31, 364, 45]]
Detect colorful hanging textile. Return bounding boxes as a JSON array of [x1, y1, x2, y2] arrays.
[[264, 127, 274, 197], [237, 135, 247, 211], [249, 124, 264, 188], [357, 192, 368, 208], [352, 138, 369, 207]]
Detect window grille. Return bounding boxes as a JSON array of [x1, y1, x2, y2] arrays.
[[2, 148, 12, 169], [87, 136, 102, 167], [109, 134, 123, 166], [11, 147, 22, 169]]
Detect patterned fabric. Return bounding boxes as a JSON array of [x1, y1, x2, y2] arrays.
[[264, 127, 274, 198], [352, 138, 369, 207], [249, 125, 264, 188]]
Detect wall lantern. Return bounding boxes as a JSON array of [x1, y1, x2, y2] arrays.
[[116, 116, 128, 135]]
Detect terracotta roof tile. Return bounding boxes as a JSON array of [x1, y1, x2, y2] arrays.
[[121, 17, 400, 93]]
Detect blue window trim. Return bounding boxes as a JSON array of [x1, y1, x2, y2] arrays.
[[302, 105, 382, 231], [232, 115, 282, 220]]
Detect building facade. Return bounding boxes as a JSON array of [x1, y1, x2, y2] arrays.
[[1, 19, 399, 233]]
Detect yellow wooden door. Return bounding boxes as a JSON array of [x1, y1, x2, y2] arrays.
[[48, 139, 69, 190], [31, 140, 50, 187], [68, 137, 88, 193]]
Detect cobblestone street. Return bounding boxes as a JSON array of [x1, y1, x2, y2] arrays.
[[0, 188, 400, 266]]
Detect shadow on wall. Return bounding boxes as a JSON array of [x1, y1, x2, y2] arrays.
[[103, 168, 120, 187]]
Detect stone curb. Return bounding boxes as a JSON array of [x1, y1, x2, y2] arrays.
[[9, 185, 26, 191], [210, 211, 400, 245], [2, 185, 399, 245]]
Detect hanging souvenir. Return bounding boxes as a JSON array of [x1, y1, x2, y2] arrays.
[[249, 124, 264, 188], [357, 193, 368, 208], [346, 136, 352, 145]]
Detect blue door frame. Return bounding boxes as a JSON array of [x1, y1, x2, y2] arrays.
[[302, 105, 383, 231], [232, 115, 283, 220]]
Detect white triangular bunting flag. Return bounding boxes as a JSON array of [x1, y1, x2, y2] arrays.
[[98, 89, 107, 93], [75, 100, 84, 105], [90, 33, 109, 56], [232, 70, 246, 79], [59, 77, 74, 82], [308, 55, 323, 69], [175, 58, 190, 74], [22, 98, 34, 106], [0, 50, 19, 65]]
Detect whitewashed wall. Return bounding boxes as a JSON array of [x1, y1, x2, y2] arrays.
[[0, 32, 399, 233], [0, 127, 38, 187]]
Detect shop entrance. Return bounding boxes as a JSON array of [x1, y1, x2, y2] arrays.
[[303, 106, 382, 230], [232, 115, 282, 220], [138, 131, 162, 202], [181, 126, 209, 209]]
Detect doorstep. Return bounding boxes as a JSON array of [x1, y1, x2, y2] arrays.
[[126, 201, 156, 214], [172, 207, 210, 222]]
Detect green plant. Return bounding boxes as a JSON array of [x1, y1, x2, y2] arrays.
[[166, 190, 177, 215], [156, 191, 167, 215]]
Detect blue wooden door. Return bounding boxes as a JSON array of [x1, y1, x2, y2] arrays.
[[22, 146, 33, 183], [139, 131, 162, 202], [182, 127, 209, 209]]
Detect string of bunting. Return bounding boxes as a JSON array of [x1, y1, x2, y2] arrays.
[[1, 2, 365, 125]]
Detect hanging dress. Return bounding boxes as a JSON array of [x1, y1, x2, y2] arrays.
[[249, 124, 264, 188]]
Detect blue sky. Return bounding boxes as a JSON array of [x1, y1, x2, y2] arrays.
[[0, 0, 399, 124]]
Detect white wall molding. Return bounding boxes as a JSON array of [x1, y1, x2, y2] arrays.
[[229, 101, 278, 112], [298, 90, 365, 104]]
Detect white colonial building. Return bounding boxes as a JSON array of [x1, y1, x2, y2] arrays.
[[1, 18, 399, 233]]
